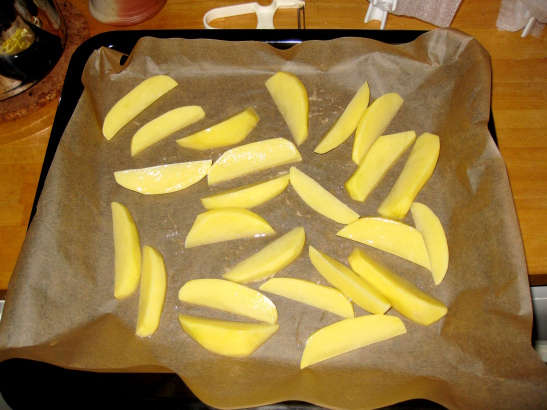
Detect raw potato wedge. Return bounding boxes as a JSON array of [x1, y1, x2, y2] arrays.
[[411, 202, 449, 285], [345, 131, 416, 202], [185, 208, 275, 248], [223, 227, 306, 284], [201, 174, 290, 210], [378, 132, 440, 219], [265, 71, 309, 145], [208, 138, 302, 185], [178, 314, 279, 358], [290, 167, 360, 224], [176, 106, 259, 150], [348, 248, 447, 326], [114, 160, 212, 195], [309, 246, 391, 315], [314, 81, 370, 154], [352, 92, 404, 165], [178, 279, 278, 324], [260, 278, 354, 318], [337, 217, 431, 270], [103, 75, 178, 140], [111, 202, 141, 299], [136, 246, 167, 337], [131, 106, 205, 156], [300, 315, 406, 369]]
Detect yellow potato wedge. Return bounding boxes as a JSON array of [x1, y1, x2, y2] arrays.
[[345, 131, 416, 202], [290, 167, 360, 224], [266, 71, 309, 145], [136, 246, 167, 337], [309, 246, 390, 315], [111, 202, 141, 299], [201, 174, 290, 210], [348, 248, 447, 326], [300, 315, 406, 369], [222, 227, 305, 284], [178, 314, 279, 357], [411, 202, 449, 285], [185, 208, 275, 248], [378, 132, 440, 219], [178, 279, 278, 324], [114, 160, 211, 195], [337, 217, 431, 270], [207, 138, 302, 185], [314, 81, 370, 154], [131, 106, 205, 156], [260, 278, 354, 318], [176, 106, 259, 150], [103, 75, 178, 140], [352, 92, 404, 165]]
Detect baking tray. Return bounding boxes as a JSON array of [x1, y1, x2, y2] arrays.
[[2, 29, 498, 409]]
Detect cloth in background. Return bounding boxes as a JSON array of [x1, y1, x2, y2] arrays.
[[367, 0, 463, 28], [496, 0, 546, 37]]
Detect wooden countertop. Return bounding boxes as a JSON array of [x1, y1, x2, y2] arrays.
[[0, 0, 545, 290]]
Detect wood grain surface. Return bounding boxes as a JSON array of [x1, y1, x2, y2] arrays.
[[0, 0, 545, 289]]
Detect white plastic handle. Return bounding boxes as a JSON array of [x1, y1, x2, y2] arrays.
[[521, 12, 536, 38], [364, 0, 398, 30], [204, 0, 305, 29]]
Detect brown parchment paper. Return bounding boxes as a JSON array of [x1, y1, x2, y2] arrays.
[[1, 29, 546, 409]]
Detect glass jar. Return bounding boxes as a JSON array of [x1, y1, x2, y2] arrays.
[[0, 0, 66, 100]]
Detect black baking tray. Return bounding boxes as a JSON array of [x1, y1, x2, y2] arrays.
[[3, 29, 485, 409]]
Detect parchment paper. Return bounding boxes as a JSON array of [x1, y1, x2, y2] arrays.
[[1, 29, 546, 409]]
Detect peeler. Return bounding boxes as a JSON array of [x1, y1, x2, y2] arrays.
[[203, 0, 306, 29]]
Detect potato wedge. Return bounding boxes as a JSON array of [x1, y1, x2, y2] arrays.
[[309, 246, 390, 315], [185, 208, 275, 248], [345, 131, 416, 202], [178, 279, 278, 324], [114, 160, 211, 195], [136, 246, 167, 337], [103, 75, 178, 140], [290, 167, 359, 224], [314, 81, 370, 154], [111, 202, 141, 299], [176, 106, 259, 150], [378, 132, 440, 219], [266, 71, 309, 145], [337, 217, 431, 270], [411, 202, 449, 285], [208, 138, 302, 185], [352, 92, 404, 165], [178, 314, 279, 357], [348, 248, 447, 326], [222, 227, 305, 284], [131, 106, 205, 156], [260, 278, 354, 318], [300, 315, 406, 368], [200, 174, 290, 210]]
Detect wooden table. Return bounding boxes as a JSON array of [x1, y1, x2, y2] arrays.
[[1, 0, 545, 291]]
